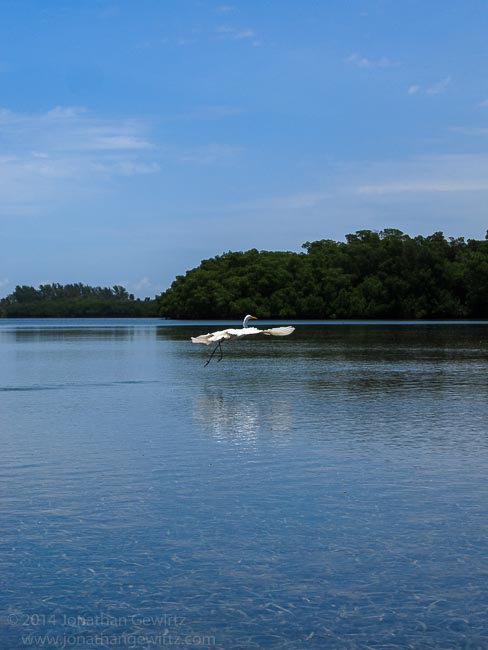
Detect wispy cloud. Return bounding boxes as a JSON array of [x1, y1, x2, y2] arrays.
[[354, 154, 488, 195], [216, 25, 260, 45], [116, 276, 163, 298], [358, 179, 488, 194], [0, 106, 155, 156], [407, 85, 421, 95], [222, 154, 488, 229], [229, 191, 330, 212], [449, 126, 488, 137], [426, 76, 451, 95], [177, 143, 241, 165], [477, 98, 488, 108], [136, 34, 198, 49], [176, 37, 196, 46], [226, 155, 488, 225], [87, 135, 154, 151], [346, 53, 396, 69], [408, 76, 452, 95], [216, 4, 236, 14], [177, 105, 245, 120], [0, 106, 160, 215], [0, 106, 242, 215]]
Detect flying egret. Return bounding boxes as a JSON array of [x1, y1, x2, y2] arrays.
[[191, 314, 295, 366]]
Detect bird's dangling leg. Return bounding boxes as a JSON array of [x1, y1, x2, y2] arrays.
[[217, 341, 224, 362], [204, 341, 222, 367]]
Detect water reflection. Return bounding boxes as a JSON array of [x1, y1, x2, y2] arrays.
[[9, 327, 141, 342], [192, 386, 292, 447], [183, 323, 488, 455], [3, 320, 488, 649]]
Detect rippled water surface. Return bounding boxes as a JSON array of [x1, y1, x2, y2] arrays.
[[1, 318, 488, 649]]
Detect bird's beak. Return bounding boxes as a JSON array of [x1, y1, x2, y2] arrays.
[[250, 315, 257, 320]]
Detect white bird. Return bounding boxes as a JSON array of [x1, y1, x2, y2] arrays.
[[191, 314, 295, 366]]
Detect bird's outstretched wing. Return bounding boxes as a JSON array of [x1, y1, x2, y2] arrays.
[[191, 326, 263, 345], [191, 329, 231, 345], [191, 325, 295, 345], [191, 334, 213, 345], [262, 326, 295, 336]]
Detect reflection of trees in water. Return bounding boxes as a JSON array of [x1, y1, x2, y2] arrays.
[[193, 387, 292, 447], [10, 326, 144, 343]]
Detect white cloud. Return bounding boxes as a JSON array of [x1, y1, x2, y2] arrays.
[[216, 25, 258, 42], [133, 276, 151, 291], [216, 4, 236, 14], [93, 161, 161, 176], [178, 105, 245, 119], [216, 25, 235, 34], [45, 106, 87, 119], [216, 154, 488, 244], [234, 29, 256, 40], [409, 77, 452, 95], [358, 180, 488, 194], [0, 106, 155, 156], [224, 155, 488, 220], [87, 135, 154, 151], [229, 191, 330, 212], [354, 154, 488, 195], [346, 53, 396, 69], [177, 143, 241, 165], [426, 76, 451, 95], [116, 276, 164, 298], [0, 106, 160, 215], [449, 126, 488, 137]]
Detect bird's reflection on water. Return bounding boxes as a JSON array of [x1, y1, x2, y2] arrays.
[[192, 386, 293, 448]]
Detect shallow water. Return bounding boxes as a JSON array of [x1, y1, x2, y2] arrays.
[[1, 319, 488, 649]]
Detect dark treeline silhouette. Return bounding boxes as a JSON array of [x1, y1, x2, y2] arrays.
[[157, 229, 488, 319], [0, 283, 158, 318], [3, 230, 488, 319]]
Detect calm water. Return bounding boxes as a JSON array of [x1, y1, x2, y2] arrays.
[[1, 319, 488, 649]]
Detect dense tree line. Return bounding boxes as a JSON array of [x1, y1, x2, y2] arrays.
[[0, 283, 158, 318], [3, 230, 488, 320], [157, 229, 488, 319]]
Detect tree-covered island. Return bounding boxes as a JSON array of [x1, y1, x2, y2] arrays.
[[2, 230, 487, 319], [157, 229, 488, 320], [0, 284, 159, 318]]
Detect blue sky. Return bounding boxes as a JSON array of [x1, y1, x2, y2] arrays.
[[1, 0, 488, 297]]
